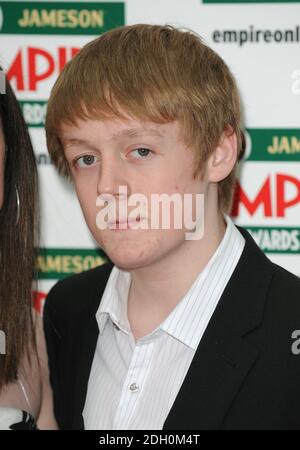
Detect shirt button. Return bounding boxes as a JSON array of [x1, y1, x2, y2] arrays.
[[129, 383, 139, 392]]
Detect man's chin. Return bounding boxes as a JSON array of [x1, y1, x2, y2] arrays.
[[106, 251, 152, 272]]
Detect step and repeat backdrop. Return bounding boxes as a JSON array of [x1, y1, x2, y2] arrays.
[[0, 0, 299, 310]]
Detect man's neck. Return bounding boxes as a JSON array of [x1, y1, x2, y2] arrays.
[[127, 210, 227, 341]]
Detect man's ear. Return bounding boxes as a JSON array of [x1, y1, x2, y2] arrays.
[[207, 128, 238, 183]]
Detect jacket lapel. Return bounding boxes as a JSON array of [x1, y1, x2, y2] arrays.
[[163, 226, 274, 429]]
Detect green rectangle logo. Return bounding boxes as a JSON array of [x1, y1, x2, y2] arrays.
[[37, 248, 109, 279], [245, 129, 300, 162], [0, 2, 125, 35], [19, 100, 47, 127], [245, 226, 300, 254]]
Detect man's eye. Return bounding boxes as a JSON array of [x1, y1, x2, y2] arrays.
[[131, 148, 152, 158], [75, 155, 97, 167]]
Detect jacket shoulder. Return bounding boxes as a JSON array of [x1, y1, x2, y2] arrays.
[[270, 262, 300, 297], [265, 261, 300, 326]]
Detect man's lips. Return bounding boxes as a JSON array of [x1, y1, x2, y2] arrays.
[[107, 216, 143, 229]]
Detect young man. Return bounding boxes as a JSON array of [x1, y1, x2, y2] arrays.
[[44, 24, 300, 430]]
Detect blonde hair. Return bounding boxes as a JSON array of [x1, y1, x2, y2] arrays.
[[46, 23, 245, 213]]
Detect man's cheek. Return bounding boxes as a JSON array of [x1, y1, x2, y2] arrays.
[[76, 190, 97, 223]]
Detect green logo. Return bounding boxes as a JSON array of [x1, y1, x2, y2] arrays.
[[19, 100, 47, 127], [37, 248, 109, 279], [244, 129, 300, 162], [245, 226, 300, 254], [0, 2, 124, 34]]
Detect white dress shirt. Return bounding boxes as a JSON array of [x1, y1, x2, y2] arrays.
[[83, 214, 245, 430]]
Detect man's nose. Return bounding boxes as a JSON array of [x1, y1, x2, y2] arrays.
[[97, 156, 129, 199]]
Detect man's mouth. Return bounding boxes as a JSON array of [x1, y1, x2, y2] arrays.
[[108, 215, 142, 230]]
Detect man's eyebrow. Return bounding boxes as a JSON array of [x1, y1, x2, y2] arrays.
[[62, 138, 97, 150], [110, 127, 165, 139], [62, 127, 165, 150]]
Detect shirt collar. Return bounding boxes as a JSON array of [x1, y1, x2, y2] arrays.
[[160, 214, 245, 349], [96, 266, 132, 335]]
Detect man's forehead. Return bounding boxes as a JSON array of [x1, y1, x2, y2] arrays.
[[60, 118, 178, 143]]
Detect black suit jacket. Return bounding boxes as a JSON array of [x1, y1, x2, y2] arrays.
[[43, 226, 300, 430]]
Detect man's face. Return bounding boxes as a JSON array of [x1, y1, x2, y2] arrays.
[[0, 121, 5, 209], [61, 116, 208, 270]]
